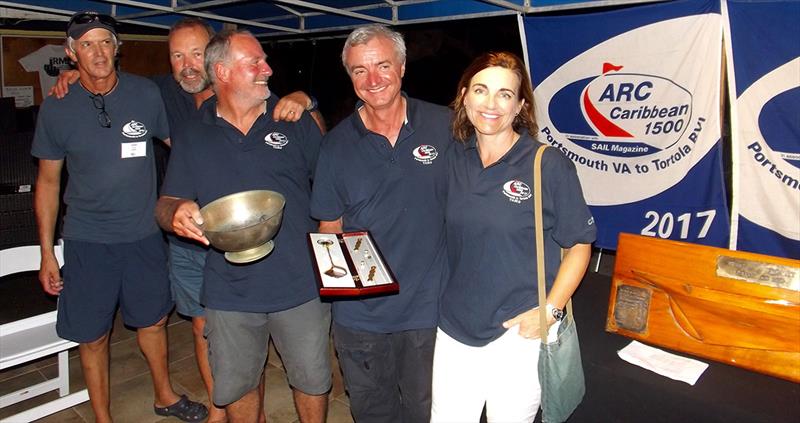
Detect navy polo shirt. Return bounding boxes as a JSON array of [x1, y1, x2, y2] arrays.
[[152, 74, 210, 252], [32, 72, 169, 243], [440, 132, 596, 347], [151, 74, 203, 134], [310, 95, 451, 333], [161, 95, 322, 313]]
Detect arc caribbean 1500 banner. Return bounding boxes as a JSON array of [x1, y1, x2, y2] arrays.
[[521, 0, 729, 250]]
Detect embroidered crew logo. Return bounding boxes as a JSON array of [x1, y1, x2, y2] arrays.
[[122, 120, 148, 138], [502, 180, 532, 203], [412, 144, 438, 164], [265, 132, 289, 149]]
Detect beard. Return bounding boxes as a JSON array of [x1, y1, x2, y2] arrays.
[[177, 67, 209, 94], [253, 78, 271, 99]]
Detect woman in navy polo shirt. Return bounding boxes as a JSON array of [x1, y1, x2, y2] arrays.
[[431, 52, 596, 422]]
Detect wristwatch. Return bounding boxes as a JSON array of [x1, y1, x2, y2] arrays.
[[306, 95, 319, 112], [546, 303, 566, 322]]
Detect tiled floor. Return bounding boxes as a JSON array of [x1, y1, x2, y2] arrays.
[[0, 312, 354, 423]]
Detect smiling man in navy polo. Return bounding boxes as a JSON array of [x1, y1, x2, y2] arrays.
[[310, 24, 451, 423], [156, 29, 329, 422]]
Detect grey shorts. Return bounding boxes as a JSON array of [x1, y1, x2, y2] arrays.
[[205, 298, 332, 406]]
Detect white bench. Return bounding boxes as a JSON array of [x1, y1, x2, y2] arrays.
[[0, 243, 89, 422]]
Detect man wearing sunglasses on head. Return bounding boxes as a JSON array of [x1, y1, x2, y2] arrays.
[[31, 11, 207, 423], [48, 16, 325, 423]]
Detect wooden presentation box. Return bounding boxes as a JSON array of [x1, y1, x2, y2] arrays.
[[308, 231, 399, 297], [606, 233, 800, 382]]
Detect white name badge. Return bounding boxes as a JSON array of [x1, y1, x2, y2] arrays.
[[121, 142, 147, 158]]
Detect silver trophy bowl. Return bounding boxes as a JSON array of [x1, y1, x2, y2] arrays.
[[199, 190, 286, 264]]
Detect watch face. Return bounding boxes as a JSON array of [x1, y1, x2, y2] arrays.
[[552, 307, 565, 321]]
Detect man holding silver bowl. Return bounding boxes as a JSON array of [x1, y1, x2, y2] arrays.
[[155, 29, 330, 423]]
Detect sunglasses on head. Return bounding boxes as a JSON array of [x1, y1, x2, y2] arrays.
[[68, 12, 117, 28]]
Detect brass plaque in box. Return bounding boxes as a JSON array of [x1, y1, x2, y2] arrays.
[[612, 285, 651, 334], [308, 231, 399, 297]]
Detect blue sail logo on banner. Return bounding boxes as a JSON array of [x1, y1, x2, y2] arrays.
[[735, 58, 800, 252], [552, 64, 694, 158], [725, 0, 799, 258], [751, 85, 800, 172], [751, 84, 800, 171]]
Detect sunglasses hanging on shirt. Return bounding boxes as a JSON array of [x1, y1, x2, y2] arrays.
[[90, 93, 112, 128]]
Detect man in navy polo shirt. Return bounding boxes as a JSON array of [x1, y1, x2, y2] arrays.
[[309, 24, 450, 422], [156, 29, 330, 422], [50, 17, 323, 423], [32, 11, 207, 423], [151, 18, 324, 423]]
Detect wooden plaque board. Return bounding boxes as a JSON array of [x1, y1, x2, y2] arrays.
[[606, 233, 800, 382], [308, 231, 399, 297]]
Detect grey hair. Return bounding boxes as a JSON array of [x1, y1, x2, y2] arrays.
[[341, 24, 406, 73], [204, 28, 252, 85], [65, 32, 121, 56]]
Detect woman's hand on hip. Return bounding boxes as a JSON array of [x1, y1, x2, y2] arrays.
[[503, 307, 553, 339]]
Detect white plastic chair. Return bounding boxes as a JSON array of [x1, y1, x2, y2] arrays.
[[0, 242, 89, 422]]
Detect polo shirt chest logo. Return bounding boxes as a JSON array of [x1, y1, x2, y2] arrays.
[[264, 132, 289, 149], [502, 180, 532, 203], [122, 120, 148, 138], [412, 144, 438, 164]]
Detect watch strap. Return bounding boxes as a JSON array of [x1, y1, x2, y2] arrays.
[[306, 95, 319, 112], [547, 303, 566, 321]]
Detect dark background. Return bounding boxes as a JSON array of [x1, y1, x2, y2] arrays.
[[262, 15, 524, 128]]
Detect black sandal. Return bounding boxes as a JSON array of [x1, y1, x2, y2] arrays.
[[154, 394, 209, 422]]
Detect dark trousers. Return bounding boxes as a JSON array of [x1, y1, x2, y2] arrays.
[[333, 323, 436, 423]]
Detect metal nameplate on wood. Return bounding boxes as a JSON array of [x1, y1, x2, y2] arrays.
[[716, 256, 800, 291], [612, 284, 651, 334], [606, 233, 800, 382]]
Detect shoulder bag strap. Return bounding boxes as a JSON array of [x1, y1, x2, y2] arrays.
[[535, 146, 572, 341]]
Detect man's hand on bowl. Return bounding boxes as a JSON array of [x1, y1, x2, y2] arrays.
[[173, 200, 210, 246]]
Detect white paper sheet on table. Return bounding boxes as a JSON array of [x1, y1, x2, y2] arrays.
[[617, 340, 709, 385]]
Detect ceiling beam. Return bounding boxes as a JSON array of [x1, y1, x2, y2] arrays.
[[97, 0, 301, 32], [528, 0, 662, 13], [0, 1, 169, 29], [480, 0, 530, 13], [0, 1, 73, 18], [250, 0, 439, 25], [117, 0, 247, 19], [254, 8, 519, 38], [272, 0, 394, 25]]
